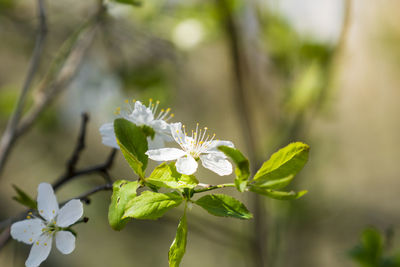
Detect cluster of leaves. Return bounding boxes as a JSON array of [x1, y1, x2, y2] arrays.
[[108, 118, 309, 266], [350, 227, 400, 267]]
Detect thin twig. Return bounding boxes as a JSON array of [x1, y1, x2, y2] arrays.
[[0, 4, 106, 178], [52, 149, 117, 191], [0, 0, 48, 175], [52, 112, 116, 190]]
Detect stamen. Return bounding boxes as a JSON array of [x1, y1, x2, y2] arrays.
[[124, 99, 129, 104]]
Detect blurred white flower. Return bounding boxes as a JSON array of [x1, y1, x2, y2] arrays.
[[146, 122, 234, 176], [99, 99, 174, 150], [172, 19, 205, 50], [11, 183, 83, 267]]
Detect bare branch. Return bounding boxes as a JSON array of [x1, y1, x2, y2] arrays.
[[0, 0, 48, 175]]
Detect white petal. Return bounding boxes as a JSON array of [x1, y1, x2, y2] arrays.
[[25, 234, 52, 267], [56, 199, 83, 228], [10, 219, 45, 245], [145, 148, 186, 161], [151, 120, 171, 136], [99, 122, 119, 149], [205, 140, 235, 153], [176, 155, 198, 175], [55, 231, 75, 255], [200, 153, 233, 176], [128, 101, 154, 125], [37, 183, 59, 222]]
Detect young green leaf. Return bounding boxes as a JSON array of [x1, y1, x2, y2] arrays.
[[12, 185, 37, 210], [108, 180, 139, 231], [114, 118, 148, 178], [252, 142, 309, 188], [123, 191, 183, 220], [114, 0, 142, 6], [249, 186, 307, 200], [146, 163, 199, 189], [218, 146, 250, 192], [195, 194, 252, 220], [168, 211, 188, 267]]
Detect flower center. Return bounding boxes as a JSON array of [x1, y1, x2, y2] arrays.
[[176, 123, 216, 158]]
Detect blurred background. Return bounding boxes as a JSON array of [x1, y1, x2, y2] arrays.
[[1, 0, 400, 266]]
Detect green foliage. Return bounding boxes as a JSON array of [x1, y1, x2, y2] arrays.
[[114, 118, 148, 178], [249, 187, 307, 200], [168, 211, 188, 267], [218, 146, 250, 192], [123, 191, 183, 220], [12, 185, 37, 210], [108, 180, 139, 231], [195, 194, 252, 220], [113, 0, 142, 6], [252, 142, 309, 188], [350, 227, 400, 267], [248, 142, 309, 200], [146, 163, 198, 189]]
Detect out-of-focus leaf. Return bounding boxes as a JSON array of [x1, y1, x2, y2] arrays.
[[113, 0, 142, 6]]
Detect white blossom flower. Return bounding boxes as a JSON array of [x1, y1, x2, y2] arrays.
[[146, 122, 234, 176], [11, 183, 83, 267], [99, 99, 174, 149]]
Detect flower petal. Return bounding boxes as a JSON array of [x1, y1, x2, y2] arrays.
[[176, 155, 198, 175], [128, 101, 154, 125], [56, 199, 83, 227], [99, 122, 119, 149], [25, 234, 52, 267], [37, 183, 59, 222], [151, 120, 171, 137], [146, 148, 186, 161], [10, 219, 45, 245], [55, 231, 75, 255], [205, 140, 235, 153], [200, 153, 233, 176]]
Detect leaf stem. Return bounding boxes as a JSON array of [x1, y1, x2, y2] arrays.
[[193, 183, 235, 194]]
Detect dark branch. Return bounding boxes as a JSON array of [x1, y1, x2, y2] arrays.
[[0, 0, 48, 175]]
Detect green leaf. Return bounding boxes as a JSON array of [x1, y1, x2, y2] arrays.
[[113, 0, 142, 6], [168, 211, 188, 267], [12, 185, 37, 210], [349, 227, 383, 266], [146, 163, 198, 189], [195, 194, 252, 220], [249, 187, 307, 200], [123, 191, 183, 220], [218, 146, 250, 192], [114, 118, 148, 178], [252, 142, 309, 189], [108, 180, 139, 231]]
